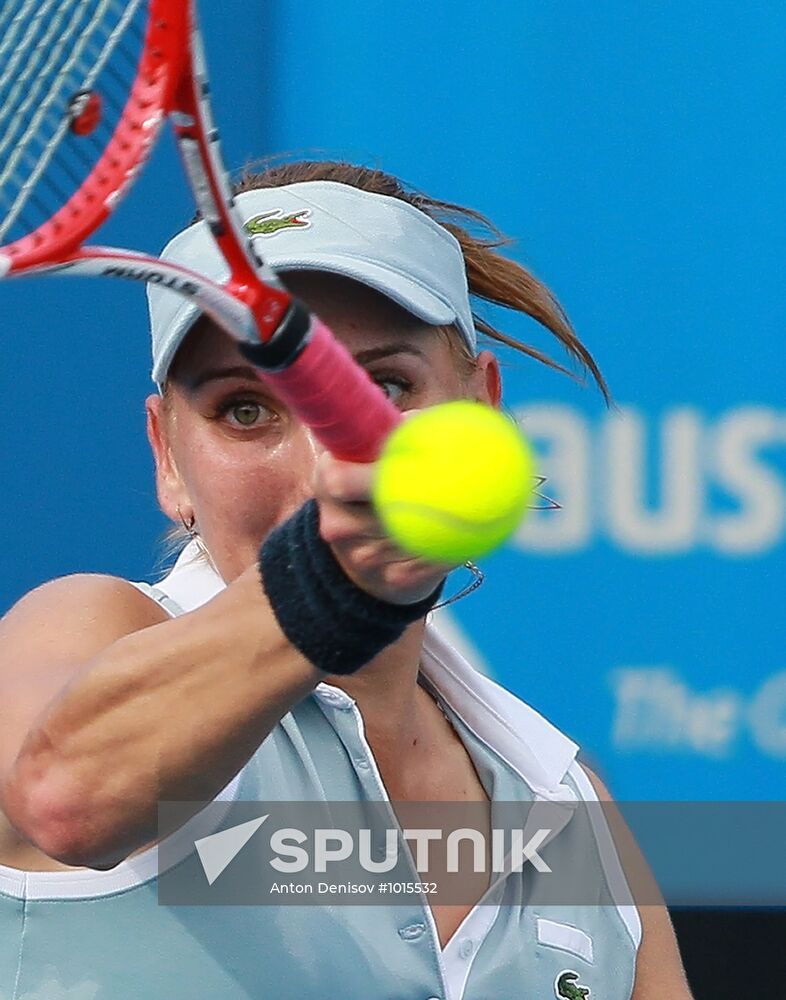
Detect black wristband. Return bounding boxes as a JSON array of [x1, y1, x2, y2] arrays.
[[259, 499, 445, 675]]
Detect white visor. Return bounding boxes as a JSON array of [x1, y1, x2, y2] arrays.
[[147, 180, 477, 389]]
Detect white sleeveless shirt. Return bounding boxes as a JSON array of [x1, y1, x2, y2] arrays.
[[0, 542, 641, 1000]]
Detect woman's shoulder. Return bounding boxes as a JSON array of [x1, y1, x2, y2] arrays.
[[1, 572, 170, 639], [0, 574, 170, 809]]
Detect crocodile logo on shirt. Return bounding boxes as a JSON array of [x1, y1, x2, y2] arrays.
[[556, 970, 591, 999], [243, 209, 312, 237]]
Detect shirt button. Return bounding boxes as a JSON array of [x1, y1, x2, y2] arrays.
[[397, 922, 426, 941], [355, 758, 370, 770], [459, 938, 474, 959]]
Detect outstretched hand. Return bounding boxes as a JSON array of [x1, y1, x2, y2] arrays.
[[313, 449, 454, 606]]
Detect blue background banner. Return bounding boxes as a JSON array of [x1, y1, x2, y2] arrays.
[[1, 2, 784, 803]]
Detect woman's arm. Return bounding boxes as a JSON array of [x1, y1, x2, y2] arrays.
[[581, 766, 695, 1000], [0, 453, 448, 872], [0, 567, 322, 869]]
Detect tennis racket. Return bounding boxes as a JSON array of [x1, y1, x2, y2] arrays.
[[0, 0, 400, 461]]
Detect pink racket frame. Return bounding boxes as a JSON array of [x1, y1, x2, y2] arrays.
[[0, 0, 400, 461]]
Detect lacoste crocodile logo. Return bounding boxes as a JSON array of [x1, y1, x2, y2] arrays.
[[556, 970, 591, 999], [243, 209, 311, 237]]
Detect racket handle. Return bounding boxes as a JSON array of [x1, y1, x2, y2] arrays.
[[240, 305, 402, 462]]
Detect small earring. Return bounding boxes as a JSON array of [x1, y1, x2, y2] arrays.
[[432, 561, 485, 610], [528, 475, 562, 511], [175, 504, 221, 575], [176, 504, 198, 538]]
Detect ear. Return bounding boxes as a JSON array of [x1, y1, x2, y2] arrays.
[[145, 393, 192, 522], [467, 350, 502, 408]]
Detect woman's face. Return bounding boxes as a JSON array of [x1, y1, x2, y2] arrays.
[[146, 272, 501, 582]]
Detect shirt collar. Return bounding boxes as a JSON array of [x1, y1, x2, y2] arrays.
[[163, 543, 578, 796], [419, 623, 578, 796]]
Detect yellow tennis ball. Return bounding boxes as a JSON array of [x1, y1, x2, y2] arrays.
[[372, 400, 536, 563]]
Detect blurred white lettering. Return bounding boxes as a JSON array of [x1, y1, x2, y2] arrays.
[[706, 408, 786, 554], [748, 671, 786, 758], [610, 667, 786, 760], [513, 404, 786, 555], [605, 408, 702, 553]]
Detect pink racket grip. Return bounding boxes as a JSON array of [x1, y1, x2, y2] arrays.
[[259, 316, 403, 462]]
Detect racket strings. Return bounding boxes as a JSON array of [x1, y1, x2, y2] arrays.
[[0, 1, 129, 193], [0, 0, 46, 78], [0, 0, 94, 160], [0, 0, 23, 38], [0, 0, 148, 246]]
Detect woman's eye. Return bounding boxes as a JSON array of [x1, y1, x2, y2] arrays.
[[374, 376, 412, 404], [219, 399, 272, 428]]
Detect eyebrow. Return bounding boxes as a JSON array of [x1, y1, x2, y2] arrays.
[[184, 365, 261, 391], [185, 343, 428, 391]]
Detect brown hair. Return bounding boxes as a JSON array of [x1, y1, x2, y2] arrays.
[[234, 159, 611, 405]]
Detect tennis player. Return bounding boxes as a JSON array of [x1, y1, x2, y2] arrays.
[[0, 162, 692, 999]]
